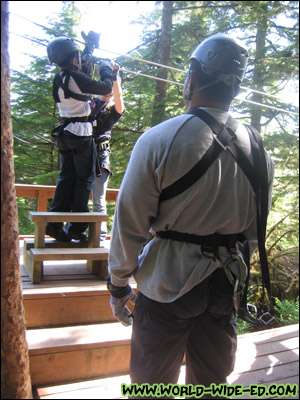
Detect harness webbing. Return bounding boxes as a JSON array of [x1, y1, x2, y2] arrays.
[[159, 108, 273, 318], [53, 71, 91, 103]]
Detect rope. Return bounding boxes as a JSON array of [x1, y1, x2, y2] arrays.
[[8, 12, 299, 117]]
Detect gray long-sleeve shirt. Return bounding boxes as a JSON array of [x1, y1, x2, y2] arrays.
[[108, 107, 275, 302]]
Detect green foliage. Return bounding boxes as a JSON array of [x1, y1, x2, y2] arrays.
[[275, 298, 299, 325], [237, 319, 252, 335], [17, 198, 37, 234]]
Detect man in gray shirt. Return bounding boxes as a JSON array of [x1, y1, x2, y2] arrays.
[[107, 34, 274, 397]]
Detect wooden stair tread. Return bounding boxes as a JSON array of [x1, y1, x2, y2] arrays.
[[29, 211, 108, 223], [23, 286, 108, 297], [23, 281, 137, 296], [30, 247, 109, 261], [27, 323, 132, 353], [36, 373, 132, 399], [23, 238, 111, 249]]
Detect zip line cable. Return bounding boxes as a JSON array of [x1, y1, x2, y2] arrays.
[[120, 68, 299, 116], [10, 31, 299, 118], [9, 13, 299, 116], [10, 11, 298, 107]]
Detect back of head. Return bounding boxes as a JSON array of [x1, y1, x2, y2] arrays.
[[47, 37, 80, 67], [189, 34, 249, 102]]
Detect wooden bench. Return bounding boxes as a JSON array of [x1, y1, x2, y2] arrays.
[[24, 212, 109, 284]]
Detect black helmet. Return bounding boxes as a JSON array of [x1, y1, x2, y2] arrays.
[[191, 34, 248, 85], [47, 37, 80, 65]]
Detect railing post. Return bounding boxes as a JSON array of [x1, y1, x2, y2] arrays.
[[37, 191, 48, 212]]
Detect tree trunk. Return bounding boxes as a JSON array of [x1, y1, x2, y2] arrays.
[[151, 1, 173, 126], [251, 4, 268, 132], [1, 2, 33, 398]]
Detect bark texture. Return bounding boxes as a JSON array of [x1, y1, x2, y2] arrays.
[[151, 1, 173, 125], [1, 1, 33, 398]]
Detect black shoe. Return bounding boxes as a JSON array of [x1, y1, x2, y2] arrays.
[[46, 225, 70, 242], [68, 232, 89, 243]]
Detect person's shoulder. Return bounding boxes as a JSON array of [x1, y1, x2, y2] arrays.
[[142, 114, 192, 139], [70, 70, 91, 81]]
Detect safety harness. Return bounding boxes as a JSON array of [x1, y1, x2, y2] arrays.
[[51, 71, 92, 138], [53, 70, 91, 103], [158, 108, 274, 325]]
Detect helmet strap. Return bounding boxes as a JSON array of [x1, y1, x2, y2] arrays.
[[184, 77, 222, 101]]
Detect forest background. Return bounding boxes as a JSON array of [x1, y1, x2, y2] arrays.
[[10, 1, 299, 309]]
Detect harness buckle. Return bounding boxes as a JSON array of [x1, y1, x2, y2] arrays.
[[213, 133, 228, 151], [201, 245, 218, 258]]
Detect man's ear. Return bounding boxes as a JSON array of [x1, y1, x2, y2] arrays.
[[184, 70, 199, 102], [189, 71, 199, 91]]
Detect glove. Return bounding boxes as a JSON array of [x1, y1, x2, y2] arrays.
[[108, 281, 137, 326], [97, 60, 112, 72], [95, 61, 113, 81]]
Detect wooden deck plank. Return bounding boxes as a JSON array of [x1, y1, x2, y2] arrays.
[[36, 374, 131, 399], [36, 362, 299, 399], [26, 323, 132, 353], [33, 324, 299, 397]]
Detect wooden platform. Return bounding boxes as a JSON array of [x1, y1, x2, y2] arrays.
[[33, 324, 299, 399], [19, 241, 299, 399]]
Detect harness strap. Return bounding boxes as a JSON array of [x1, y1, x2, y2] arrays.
[[156, 230, 241, 252], [54, 71, 91, 103], [160, 109, 238, 201], [51, 116, 90, 136], [61, 116, 90, 123], [157, 108, 273, 319]]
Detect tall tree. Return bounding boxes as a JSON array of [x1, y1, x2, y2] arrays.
[[151, 1, 174, 125], [1, 1, 32, 398]]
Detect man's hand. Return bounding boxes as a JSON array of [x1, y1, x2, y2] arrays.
[[110, 287, 137, 326]]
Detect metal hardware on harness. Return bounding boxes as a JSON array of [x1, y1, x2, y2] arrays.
[[247, 304, 257, 315], [258, 312, 276, 326], [213, 133, 228, 151], [233, 279, 240, 316], [97, 141, 110, 151]]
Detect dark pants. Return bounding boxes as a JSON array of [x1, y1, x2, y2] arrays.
[[48, 131, 95, 234], [130, 268, 237, 399]]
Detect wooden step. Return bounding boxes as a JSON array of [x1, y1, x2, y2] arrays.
[[23, 286, 114, 328], [23, 239, 89, 270], [32, 324, 299, 397], [24, 238, 88, 250], [23, 283, 138, 329], [30, 247, 109, 261], [29, 211, 108, 223], [27, 322, 132, 386], [27, 248, 109, 283]]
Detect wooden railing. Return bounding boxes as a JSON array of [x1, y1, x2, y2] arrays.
[[15, 184, 119, 212], [15, 184, 119, 239]]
